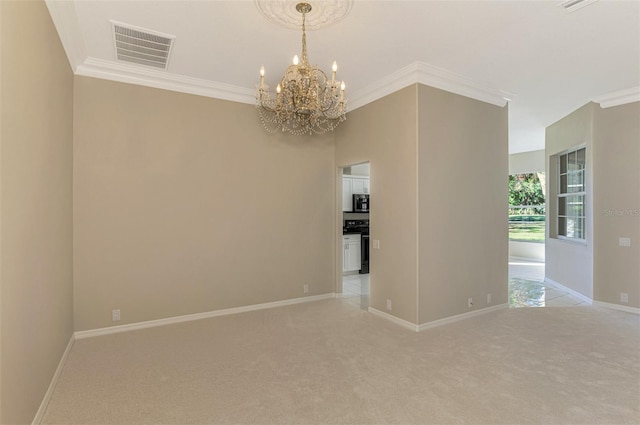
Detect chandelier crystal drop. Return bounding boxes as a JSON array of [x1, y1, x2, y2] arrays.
[[256, 2, 347, 136]]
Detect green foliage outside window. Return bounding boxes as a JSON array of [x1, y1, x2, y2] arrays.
[[509, 173, 545, 208], [509, 173, 545, 242]]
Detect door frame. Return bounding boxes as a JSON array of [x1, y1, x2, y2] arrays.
[[335, 162, 370, 296]]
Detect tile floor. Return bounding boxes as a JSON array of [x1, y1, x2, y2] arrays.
[[508, 259, 590, 308], [341, 273, 369, 310], [340, 259, 589, 311]]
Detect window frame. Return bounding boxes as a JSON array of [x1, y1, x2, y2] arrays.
[[556, 146, 586, 242]]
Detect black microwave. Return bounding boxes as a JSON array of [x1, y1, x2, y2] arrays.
[[353, 194, 369, 212]]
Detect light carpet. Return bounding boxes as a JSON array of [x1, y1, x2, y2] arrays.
[[42, 299, 640, 424]]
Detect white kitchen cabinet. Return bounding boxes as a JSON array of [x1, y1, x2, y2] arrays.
[[351, 176, 369, 195], [343, 234, 362, 272], [342, 176, 370, 212]]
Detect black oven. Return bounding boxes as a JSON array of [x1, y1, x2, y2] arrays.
[[360, 234, 369, 274]]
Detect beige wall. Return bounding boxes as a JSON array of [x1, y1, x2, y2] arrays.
[[593, 102, 640, 308], [1, 3, 3, 420], [417, 85, 508, 324], [0, 1, 74, 423], [334, 86, 419, 323], [73, 77, 335, 331], [546, 101, 640, 306], [509, 241, 545, 262], [509, 149, 545, 174], [335, 84, 508, 325], [545, 103, 594, 298], [1, 2, 3, 420]]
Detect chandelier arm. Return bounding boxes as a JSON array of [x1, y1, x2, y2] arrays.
[[255, 2, 347, 136]]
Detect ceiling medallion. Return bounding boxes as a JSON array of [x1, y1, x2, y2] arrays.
[[254, 0, 353, 31], [256, 2, 347, 135]]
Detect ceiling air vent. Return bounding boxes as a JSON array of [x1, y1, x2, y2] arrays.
[[559, 0, 599, 13], [111, 21, 175, 69]]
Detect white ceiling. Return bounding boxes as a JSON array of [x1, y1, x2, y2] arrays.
[[47, 0, 640, 153]]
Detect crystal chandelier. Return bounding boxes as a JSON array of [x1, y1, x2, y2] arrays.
[[256, 2, 347, 136]]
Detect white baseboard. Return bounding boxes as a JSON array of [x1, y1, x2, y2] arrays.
[[543, 277, 593, 305], [75, 293, 336, 339], [508, 256, 545, 263], [543, 278, 640, 313], [32, 335, 75, 425], [368, 307, 419, 332], [593, 301, 640, 315], [369, 303, 509, 332], [417, 303, 509, 332]]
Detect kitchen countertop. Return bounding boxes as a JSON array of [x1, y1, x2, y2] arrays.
[[343, 229, 368, 235]]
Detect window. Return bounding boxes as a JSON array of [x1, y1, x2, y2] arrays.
[[557, 147, 586, 240], [508, 173, 545, 243]]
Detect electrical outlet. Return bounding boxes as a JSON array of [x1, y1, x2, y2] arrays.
[[386, 299, 392, 311], [619, 237, 631, 247], [468, 298, 474, 308], [303, 284, 309, 294], [621, 293, 629, 303], [487, 293, 492, 304], [373, 239, 380, 249], [111, 309, 121, 322]]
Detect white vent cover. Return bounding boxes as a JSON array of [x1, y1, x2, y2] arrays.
[[111, 21, 175, 69], [559, 0, 599, 13]]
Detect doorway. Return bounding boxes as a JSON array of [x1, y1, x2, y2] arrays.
[[340, 162, 370, 310], [508, 171, 546, 307]]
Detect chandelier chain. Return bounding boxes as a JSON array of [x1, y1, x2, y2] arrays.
[[300, 9, 308, 65]]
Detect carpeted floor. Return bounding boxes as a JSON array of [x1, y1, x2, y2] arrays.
[[42, 299, 640, 425]]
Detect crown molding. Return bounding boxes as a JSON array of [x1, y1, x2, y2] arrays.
[[77, 58, 256, 104], [348, 61, 514, 111], [592, 86, 640, 108], [415, 62, 514, 107], [45, 0, 86, 72], [347, 63, 424, 111], [75, 58, 513, 111], [46, 0, 513, 110]]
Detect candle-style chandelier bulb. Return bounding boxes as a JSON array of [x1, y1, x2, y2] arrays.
[[255, 2, 347, 136]]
